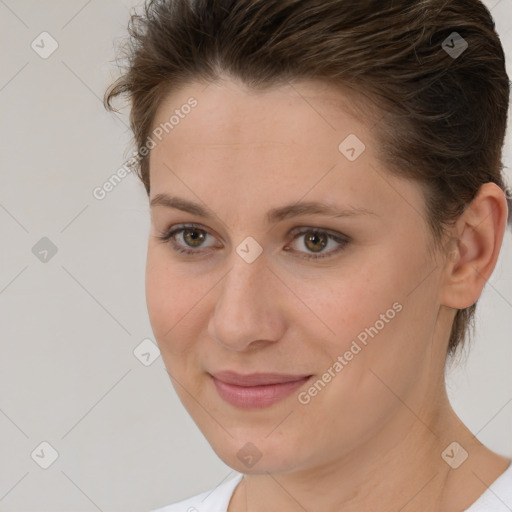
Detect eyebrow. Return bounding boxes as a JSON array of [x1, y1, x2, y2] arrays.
[[149, 193, 376, 223]]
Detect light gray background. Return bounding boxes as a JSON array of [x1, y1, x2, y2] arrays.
[[0, 1, 511, 510]]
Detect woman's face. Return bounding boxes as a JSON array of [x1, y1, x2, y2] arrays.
[[145, 77, 449, 474]]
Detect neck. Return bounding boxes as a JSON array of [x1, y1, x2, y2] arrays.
[[231, 388, 508, 512]]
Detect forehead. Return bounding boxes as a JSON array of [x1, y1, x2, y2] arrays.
[[149, 78, 375, 178], [151, 77, 373, 144], [147, 78, 424, 224]]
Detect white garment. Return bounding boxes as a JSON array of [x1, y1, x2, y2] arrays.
[[151, 473, 243, 512], [152, 462, 512, 512]]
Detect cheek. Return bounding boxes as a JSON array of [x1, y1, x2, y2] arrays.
[[308, 265, 399, 348], [327, 247, 440, 389], [145, 248, 202, 353], [312, 248, 431, 368]]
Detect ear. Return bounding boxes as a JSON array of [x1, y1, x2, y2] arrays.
[[439, 182, 509, 310]]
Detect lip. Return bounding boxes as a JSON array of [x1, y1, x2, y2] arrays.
[[209, 371, 312, 408]]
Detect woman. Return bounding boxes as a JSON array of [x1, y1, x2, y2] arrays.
[[104, 0, 512, 510]]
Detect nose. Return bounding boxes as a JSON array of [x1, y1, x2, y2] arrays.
[[207, 250, 287, 351]]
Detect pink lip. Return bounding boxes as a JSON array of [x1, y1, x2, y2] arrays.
[[209, 371, 312, 408]]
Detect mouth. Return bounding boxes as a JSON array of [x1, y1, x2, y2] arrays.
[[208, 371, 313, 408]]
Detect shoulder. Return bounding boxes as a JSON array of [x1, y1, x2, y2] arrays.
[[150, 473, 244, 512], [465, 461, 512, 511]]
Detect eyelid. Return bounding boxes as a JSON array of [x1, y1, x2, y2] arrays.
[[287, 225, 349, 240]]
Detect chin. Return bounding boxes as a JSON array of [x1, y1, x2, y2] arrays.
[[204, 430, 307, 475]]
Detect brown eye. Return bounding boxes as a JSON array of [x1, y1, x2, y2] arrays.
[[182, 227, 207, 247], [304, 231, 328, 253]]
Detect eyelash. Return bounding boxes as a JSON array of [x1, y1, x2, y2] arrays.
[[156, 223, 349, 260]]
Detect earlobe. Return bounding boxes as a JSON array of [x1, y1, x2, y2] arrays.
[[440, 183, 508, 310]]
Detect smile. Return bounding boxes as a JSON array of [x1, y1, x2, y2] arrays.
[[209, 371, 312, 408]]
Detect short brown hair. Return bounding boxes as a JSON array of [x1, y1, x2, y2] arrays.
[[104, 0, 511, 357]]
